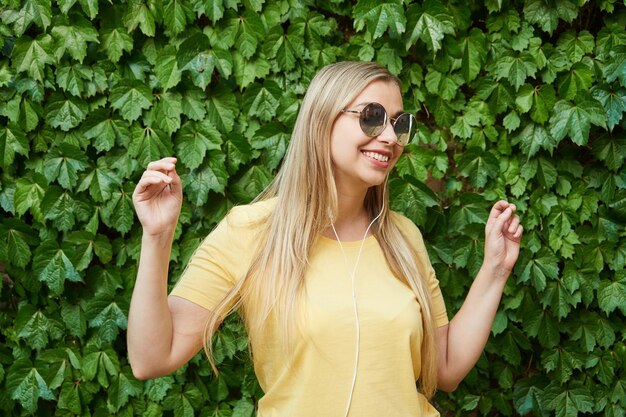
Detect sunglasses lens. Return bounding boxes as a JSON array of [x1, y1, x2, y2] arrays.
[[359, 103, 386, 136], [393, 113, 415, 146]]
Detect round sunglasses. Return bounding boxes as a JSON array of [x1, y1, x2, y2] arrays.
[[340, 102, 416, 146]]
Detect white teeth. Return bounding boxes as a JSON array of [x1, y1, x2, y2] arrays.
[[363, 151, 389, 162]]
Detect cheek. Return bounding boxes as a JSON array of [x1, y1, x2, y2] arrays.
[[389, 150, 403, 167]]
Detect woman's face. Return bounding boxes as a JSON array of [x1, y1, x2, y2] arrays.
[[329, 80, 404, 194]]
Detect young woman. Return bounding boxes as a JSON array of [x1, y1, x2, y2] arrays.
[[128, 61, 523, 417]]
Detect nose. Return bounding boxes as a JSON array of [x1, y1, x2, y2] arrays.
[[377, 120, 398, 146]]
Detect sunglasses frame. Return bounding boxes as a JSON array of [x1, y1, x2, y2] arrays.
[[340, 102, 416, 146]]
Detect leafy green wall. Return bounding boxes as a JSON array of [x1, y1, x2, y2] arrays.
[[1, 0, 625, 415]]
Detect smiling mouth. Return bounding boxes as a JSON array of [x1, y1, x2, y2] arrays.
[[362, 151, 390, 162]]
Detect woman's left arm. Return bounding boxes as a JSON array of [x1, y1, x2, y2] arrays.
[[436, 200, 523, 392]]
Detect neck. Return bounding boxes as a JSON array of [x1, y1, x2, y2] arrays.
[[323, 188, 371, 241]]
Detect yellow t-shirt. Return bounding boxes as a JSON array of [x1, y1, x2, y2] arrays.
[[171, 199, 449, 417]]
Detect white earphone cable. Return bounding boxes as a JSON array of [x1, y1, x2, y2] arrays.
[[332, 180, 387, 417]]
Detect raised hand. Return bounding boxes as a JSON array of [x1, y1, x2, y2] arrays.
[[483, 200, 523, 277], [132, 157, 182, 236]]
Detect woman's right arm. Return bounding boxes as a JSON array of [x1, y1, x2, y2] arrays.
[[127, 157, 211, 380]]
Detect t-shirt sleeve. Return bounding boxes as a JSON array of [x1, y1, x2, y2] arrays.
[[170, 200, 274, 314], [170, 211, 252, 312], [392, 213, 449, 328]]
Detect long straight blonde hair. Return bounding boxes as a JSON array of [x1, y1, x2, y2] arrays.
[[203, 61, 439, 398]]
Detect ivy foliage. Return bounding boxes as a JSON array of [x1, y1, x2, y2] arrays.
[[1, 0, 625, 416]]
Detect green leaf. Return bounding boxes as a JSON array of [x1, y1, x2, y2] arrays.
[[152, 91, 183, 135], [448, 193, 488, 231], [145, 376, 175, 402], [175, 120, 222, 170], [58, 380, 82, 414], [129, 125, 173, 167], [181, 88, 207, 121], [250, 122, 289, 171], [61, 301, 87, 338], [603, 45, 626, 85], [389, 177, 438, 227], [82, 346, 120, 386], [50, 16, 99, 63], [493, 52, 538, 91], [524, 0, 578, 34], [232, 398, 255, 417], [86, 297, 128, 343], [0, 122, 29, 169], [78, 0, 98, 18], [43, 143, 90, 189], [6, 358, 55, 414], [163, 383, 204, 416], [516, 248, 559, 292], [514, 379, 544, 416], [194, 0, 225, 22], [405, 0, 455, 52], [549, 98, 607, 145], [107, 368, 142, 412], [503, 111, 520, 132], [177, 33, 233, 89], [513, 123, 558, 157], [56, 63, 93, 96], [101, 185, 135, 234], [182, 153, 228, 205], [0, 219, 36, 268], [556, 30, 595, 63], [123, 0, 156, 36], [163, 0, 193, 36], [461, 28, 488, 83], [2, 0, 51, 37], [598, 271, 626, 315], [223, 11, 265, 59], [154, 45, 181, 91], [40, 186, 78, 231], [542, 347, 584, 383], [0, 62, 14, 87], [242, 81, 282, 122], [353, 0, 406, 40], [15, 304, 63, 350], [456, 148, 499, 188], [544, 382, 594, 417], [229, 165, 273, 204], [43, 93, 89, 131], [99, 27, 134, 63], [233, 54, 271, 90], [591, 84, 626, 131], [11, 34, 55, 82], [32, 239, 82, 295], [395, 147, 432, 182], [592, 134, 626, 171], [557, 63, 594, 100], [14, 174, 46, 219], [77, 166, 121, 203], [109, 80, 153, 122], [82, 109, 130, 153], [225, 133, 252, 174]]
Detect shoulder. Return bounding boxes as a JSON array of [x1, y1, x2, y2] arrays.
[[225, 197, 276, 228], [389, 210, 422, 236], [388, 211, 427, 253]]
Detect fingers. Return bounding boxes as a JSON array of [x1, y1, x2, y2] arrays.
[[504, 214, 524, 240], [133, 157, 181, 199], [146, 157, 177, 173], [490, 205, 514, 236], [486, 200, 524, 241]]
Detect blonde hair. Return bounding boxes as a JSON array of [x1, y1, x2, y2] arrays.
[[203, 61, 439, 397]]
